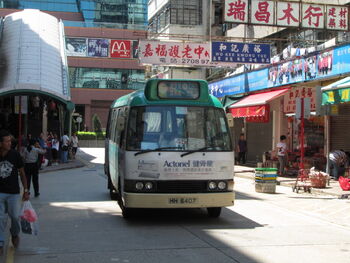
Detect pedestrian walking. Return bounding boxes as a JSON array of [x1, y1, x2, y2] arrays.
[[0, 130, 30, 253], [276, 135, 287, 176], [51, 134, 59, 165], [37, 133, 47, 170], [61, 132, 70, 163], [70, 132, 79, 159], [23, 139, 46, 197], [236, 133, 247, 165]]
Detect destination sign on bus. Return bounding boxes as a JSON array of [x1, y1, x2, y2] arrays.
[[157, 81, 200, 100]]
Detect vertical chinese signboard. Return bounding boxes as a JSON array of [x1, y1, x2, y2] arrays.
[[284, 87, 316, 113], [326, 6, 348, 30]]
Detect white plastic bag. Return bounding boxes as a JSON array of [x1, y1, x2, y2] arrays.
[[20, 201, 39, 235]]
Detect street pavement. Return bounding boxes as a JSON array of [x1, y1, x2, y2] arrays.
[[234, 165, 347, 197], [1, 148, 350, 263]]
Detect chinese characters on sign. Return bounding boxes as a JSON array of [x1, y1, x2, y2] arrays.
[[327, 6, 348, 30], [284, 87, 316, 113], [139, 41, 213, 66], [251, 0, 275, 25], [225, 0, 249, 23], [224, 0, 348, 30], [163, 160, 215, 175], [212, 42, 271, 64]]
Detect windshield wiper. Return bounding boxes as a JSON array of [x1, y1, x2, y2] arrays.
[[134, 147, 182, 156], [180, 146, 214, 157]]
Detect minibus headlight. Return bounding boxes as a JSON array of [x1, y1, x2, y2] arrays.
[[145, 182, 153, 190], [135, 182, 144, 190], [208, 181, 217, 190], [218, 181, 227, 190]]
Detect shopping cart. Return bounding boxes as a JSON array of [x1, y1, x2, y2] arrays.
[[292, 169, 312, 193]]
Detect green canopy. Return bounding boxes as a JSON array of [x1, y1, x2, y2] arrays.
[[322, 77, 350, 105]]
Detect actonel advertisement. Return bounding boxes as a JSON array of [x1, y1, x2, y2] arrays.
[[125, 152, 234, 180], [139, 40, 214, 67]]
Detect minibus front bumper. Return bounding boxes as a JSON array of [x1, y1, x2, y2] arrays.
[[123, 192, 235, 208]]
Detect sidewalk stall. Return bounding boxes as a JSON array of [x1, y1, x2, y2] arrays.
[[255, 168, 278, 193]]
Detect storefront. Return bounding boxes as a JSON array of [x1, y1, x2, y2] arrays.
[[322, 77, 350, 153], [227, 88, 289, 163], [283, 86, 326, 173]]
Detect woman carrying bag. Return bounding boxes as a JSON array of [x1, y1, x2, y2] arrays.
[[23, 140, 46, 197]]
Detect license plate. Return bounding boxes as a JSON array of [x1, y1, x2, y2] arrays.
[[168, 197, 197, 204]]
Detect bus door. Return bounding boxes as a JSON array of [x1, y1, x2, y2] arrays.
[[109, 108, 126, 190]]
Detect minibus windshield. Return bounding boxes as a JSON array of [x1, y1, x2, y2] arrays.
[[126, 106, 232, 152]]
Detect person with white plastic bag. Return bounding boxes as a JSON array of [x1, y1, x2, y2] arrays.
[[20, 200, 38, 235], [0, 130, 30, 254]]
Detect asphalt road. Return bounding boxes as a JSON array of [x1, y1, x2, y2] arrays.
[[12, 148, 350, 263]]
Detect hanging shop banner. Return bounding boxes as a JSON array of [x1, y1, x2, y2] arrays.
[[224, 0, 348, 31], [65, 38, 87, 57], [209, 74, 245, 98], [210, 43, 350, 97], [88, 39, 109, 57], [284, 87, 316, 113], [230, 104, 268, 118], [322, 88, 350, 105], [139, 41, 213, 67], [110, 40, 131, 58], [212, 42, 270, 64], [208, 68, 269, 97]]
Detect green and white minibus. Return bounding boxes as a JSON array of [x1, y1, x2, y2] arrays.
[[105, 79, 235, 218]]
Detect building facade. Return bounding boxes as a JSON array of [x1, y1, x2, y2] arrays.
[[147, 0, 221, 80], [209, 0, 350, 171], [0, 0, 148, 132]]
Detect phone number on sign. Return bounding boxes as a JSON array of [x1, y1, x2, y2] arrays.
[[167, 58, 210, 65]]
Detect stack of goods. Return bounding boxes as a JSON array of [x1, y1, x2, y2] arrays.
[[309, 167, 328, 188], [255, 168, 278, 193]]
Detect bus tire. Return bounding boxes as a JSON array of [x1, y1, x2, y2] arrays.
[[207, 207, 222, 218], [122, 207, 133, 219], [110, 188, 119, 200]]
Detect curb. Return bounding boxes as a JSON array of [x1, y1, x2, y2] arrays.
[[40, 160, 85, 174], [234, 172, 342, 197]]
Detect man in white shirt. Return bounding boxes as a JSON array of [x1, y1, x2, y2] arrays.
[[276, 135, 287, 176]]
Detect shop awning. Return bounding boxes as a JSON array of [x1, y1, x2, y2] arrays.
[[228, 88, 289, 118], [322, 76, 350, 105]]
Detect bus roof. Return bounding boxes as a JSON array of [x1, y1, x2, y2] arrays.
[[111, 79, 223, 109]]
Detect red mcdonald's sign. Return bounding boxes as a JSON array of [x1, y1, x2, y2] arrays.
[[110, 40, 131, 58]]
